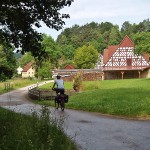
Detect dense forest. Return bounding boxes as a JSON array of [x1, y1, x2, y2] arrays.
[[55, 18, 150, 69]]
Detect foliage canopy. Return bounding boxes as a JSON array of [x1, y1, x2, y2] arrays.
[[0, 0, 73, 58], [74, 45, 98, 69], [0, 44, 17, 81]]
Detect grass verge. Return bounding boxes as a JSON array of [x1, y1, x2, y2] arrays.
[[0, 106, 77, 150], [0, 78, 41, 95]]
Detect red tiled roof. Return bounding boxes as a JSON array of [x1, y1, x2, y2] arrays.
[[119, 35, 134, 47], [22, 62, 33, 72], [64, 64, 75, 69], [103, 46, 118, 64]]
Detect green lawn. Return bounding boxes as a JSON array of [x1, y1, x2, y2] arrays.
[[0, 78, 41, 95], [0, 107, 77, 150], [37, 78, 150, 118], [39, 81, 73, 90]]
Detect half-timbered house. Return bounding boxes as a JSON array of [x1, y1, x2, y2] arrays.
[[103, 35, 150, 80]]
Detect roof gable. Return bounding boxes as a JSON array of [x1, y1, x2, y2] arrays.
[[103, 36, 134, 65], [119, 35, 134, 47], [64, 64, 75, 69]]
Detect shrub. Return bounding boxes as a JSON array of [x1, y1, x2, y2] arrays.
[[73, 71, 83, 92]]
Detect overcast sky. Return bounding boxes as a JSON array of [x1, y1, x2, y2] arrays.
[[36, 0, 150, 40]]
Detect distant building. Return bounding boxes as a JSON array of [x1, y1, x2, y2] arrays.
[[64, 64, 75, 69], [102, 35, 150, 79], [17, 66, 23, 75], [22, 62, 35, 78]]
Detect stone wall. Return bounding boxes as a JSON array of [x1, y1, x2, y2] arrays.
[[62, 72, 103, 82]]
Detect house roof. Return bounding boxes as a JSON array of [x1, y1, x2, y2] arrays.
[[103, 45, 119, 64], [64, 64, 75, 69], [22, 62, 33, 72], [119, 35, 134, 47]]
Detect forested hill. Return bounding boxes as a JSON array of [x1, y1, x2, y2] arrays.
[[56, 19, 150, 55]]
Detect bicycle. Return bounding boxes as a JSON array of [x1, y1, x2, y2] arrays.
[[52, 88, 65, 111]]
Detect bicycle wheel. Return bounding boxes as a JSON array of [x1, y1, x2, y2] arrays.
[[60, 99, 65, 111]]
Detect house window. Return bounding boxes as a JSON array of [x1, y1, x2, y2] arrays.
[[118, 59, 121, 62]]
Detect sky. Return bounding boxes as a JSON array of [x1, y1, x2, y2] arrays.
[[35, 0, 150, 40]]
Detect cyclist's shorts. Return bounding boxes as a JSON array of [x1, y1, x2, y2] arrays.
[[54, 88, 64, 94]]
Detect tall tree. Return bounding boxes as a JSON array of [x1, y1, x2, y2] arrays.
[[0, 44, 17, 81], [136, 19, 150, 32], [99, 22, 114, 34], [74, 45, 98, 69], [121, 21, 133, 37], [61, 45, 75, 60], [18, 52, 34, 67], [133, 32, 150, 54], [108, 26, 120, 45], [0, 0, 73, 58], [35, 34, 60, 79], [42, 34, 61, 66], [36, 61, 52, 80]]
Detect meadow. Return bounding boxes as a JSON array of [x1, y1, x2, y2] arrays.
[[37, 78, 150, 118], [0, 106, 77, 150], [0, 78, 40, 94]]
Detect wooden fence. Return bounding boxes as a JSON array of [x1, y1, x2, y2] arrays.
[[4, 82, 13, 90], [28, 85, 75, 100]]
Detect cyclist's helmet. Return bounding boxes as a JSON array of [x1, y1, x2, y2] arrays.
[[56, 75, 61, 79]]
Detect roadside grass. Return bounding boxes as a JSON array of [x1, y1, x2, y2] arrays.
[[39, 81, 73, 90], [0, 78, 41, 95], [0, 107, 77, 150], [36, 78, 150, 118]]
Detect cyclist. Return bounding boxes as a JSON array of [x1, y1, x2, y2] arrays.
[[52, 75, 65, 110], [52, 75, 64, 94]]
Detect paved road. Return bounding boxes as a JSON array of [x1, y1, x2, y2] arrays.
[[0, 82, 150, 150]]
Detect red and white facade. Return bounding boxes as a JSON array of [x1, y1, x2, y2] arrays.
[[102, 36, 150, 79]]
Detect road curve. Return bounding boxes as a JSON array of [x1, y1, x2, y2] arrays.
[[0, 82, 150, 150]]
